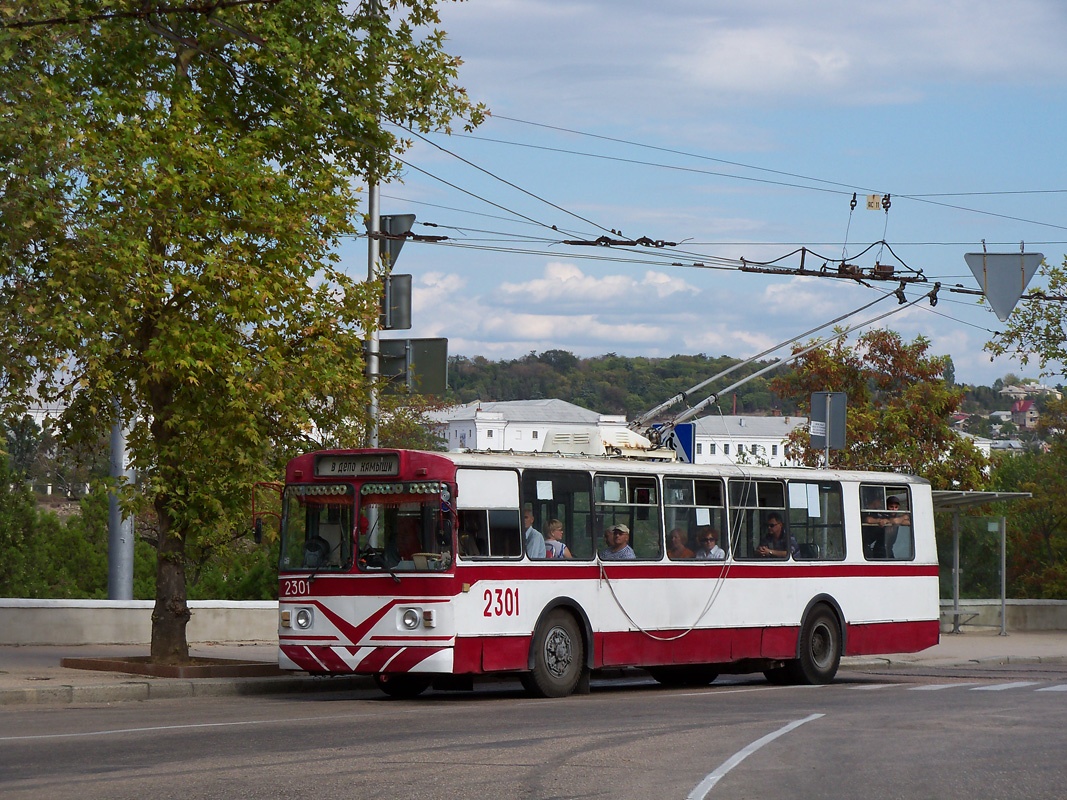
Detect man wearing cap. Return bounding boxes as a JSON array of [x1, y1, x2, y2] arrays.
[[599, 523, 636, 560]]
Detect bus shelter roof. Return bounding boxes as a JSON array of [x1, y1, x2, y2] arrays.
[[931, 490, 1031, 512]]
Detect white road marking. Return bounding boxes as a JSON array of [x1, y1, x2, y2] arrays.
[[1035, 684, 1067, 692], [850, 683, 893, 690], [687, 713, 825, 800], [970, 682, 1041, 691], [0, 709, 416, 743], [909, 683, 979, 691]]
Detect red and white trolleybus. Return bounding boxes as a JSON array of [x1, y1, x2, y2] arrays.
[[274, 447, 939, 697]]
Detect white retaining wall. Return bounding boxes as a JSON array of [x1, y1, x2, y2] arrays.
[[0, 599, 278, 645], [940, 599, 1067, 631]]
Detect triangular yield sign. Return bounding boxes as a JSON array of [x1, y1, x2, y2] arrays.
[[964, 252, 1043, 322]]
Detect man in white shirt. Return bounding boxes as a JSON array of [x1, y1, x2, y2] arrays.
[[523, 508, 546, 559]]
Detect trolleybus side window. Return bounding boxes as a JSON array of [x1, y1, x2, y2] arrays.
[[663, 477, 728, 559], [279, 484, 355, 572], [860, 484, 914, 560], [455, 469, 522, 559], [729, 479, 787, 559], [521, 469, 594, 559], [787, 481, 845, 560], [594, 473, 662, 559]]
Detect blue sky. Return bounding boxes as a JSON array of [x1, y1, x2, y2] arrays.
[[347, 0, 1067, 387]]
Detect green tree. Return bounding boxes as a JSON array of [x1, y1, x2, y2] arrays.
[[985, 257, 1067, 378], [1, 1, 482, 661], [770, 329, 987, 489], [3, 415, 42, 478], [985, 397, 1067, 598]]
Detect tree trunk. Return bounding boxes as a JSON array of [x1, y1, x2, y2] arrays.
[[150, 494, 191, 663]]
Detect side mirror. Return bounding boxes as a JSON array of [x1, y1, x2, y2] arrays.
[[253, 517, 264, 544]]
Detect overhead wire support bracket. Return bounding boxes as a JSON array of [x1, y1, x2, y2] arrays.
[[367, 231, 448, 244], [562, 235, 678, 248]]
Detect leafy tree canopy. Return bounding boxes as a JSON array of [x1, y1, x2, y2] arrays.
[[770, 329, 987, 489], [0, 0, 483, 660], [985, 257, 1067, 379]]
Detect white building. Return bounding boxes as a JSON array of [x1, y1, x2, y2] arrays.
[[999, 383, 1062, 401], [430, 399, 628, 452], [691, 414, 807, 467]]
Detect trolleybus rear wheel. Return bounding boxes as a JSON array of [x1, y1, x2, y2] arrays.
[[375, 673, 431, 698], [787, 605, 841, 684], [521, 609, 584, 698]]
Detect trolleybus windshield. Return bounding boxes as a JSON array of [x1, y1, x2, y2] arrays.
[[356, 481, 454, 573], [279, 484, 355, 572]]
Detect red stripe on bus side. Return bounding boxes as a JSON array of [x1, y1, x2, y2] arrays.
[[287, 619, 938, 676], [845, 619, 940, 656], [284, 562, 939, 598]]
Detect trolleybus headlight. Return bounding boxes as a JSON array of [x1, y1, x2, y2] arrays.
[[294, 608, 313, 630], [402, 608, 420, 630]]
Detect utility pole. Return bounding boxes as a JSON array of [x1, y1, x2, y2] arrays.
[[107, 403, 134, 599], [367, 181, 381, 448], [366, 0, 381, 449]]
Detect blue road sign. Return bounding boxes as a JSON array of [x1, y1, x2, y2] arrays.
[[655, 422, 696, 463]]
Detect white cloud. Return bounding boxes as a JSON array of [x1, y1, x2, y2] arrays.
[[496, 262, 695, 305], [443, 0, 1067, 112]]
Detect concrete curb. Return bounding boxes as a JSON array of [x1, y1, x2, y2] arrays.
[[0, 674, 375, 707], [842, 653, 1067, 670]]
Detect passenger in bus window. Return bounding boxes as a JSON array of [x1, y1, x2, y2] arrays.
[[880, 496, 911, 558], [544, 519, 573, 559], [458, 513, 484, 557], [863, 496, 907, 558], [694, 527, 725, 560], [862, 496, 886, 557], [757, 512, 797, 558], [599, 523, 636, 560], [666, 527, 695, 560], [523, 508, 546, 559]]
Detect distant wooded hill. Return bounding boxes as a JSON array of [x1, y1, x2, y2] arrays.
[[445, 350, 797, 419]]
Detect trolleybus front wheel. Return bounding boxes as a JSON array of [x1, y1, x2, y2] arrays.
[[647, 664, 719, 687], [521, 609, 585, 698], [375, 673, 431, 699]]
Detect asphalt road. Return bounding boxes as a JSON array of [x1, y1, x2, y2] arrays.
[[2, 663, 1066, 800]]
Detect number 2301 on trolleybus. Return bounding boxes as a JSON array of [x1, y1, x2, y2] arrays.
[[271, 447, 939, 698]]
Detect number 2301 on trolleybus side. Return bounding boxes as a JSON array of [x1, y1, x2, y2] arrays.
[[270, 447, 938, 698]]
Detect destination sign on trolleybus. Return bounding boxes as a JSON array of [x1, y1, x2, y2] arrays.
[[315, 453, 399, 477]]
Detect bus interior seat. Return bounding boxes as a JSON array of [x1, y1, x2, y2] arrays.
[[796, 542, 820, 560]]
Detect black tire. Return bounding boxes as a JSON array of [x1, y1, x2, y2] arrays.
[[787, 606, 842, 685], [648, 664, 719, 687], [521, 609, 585, 698], [375, 673, 431, 699], [762, 666, 792, 685]]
